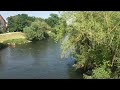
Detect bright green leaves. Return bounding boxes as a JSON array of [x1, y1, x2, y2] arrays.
[[45, 13, 59, 28], [92, 65, 111, 79], [7, 14, 36, 32], [58, 11, 120, 79], [23, 20, 51, 41]]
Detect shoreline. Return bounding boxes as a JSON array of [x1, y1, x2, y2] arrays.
[[0, 32, 31, 49]]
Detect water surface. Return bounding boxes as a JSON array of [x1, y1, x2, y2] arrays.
[[0, 38, 82, 79]]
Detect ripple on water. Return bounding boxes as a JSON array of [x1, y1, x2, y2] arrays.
[[0, 38, 82, 79]]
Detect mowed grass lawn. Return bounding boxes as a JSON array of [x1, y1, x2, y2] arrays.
[[0, 32, 26, 42]]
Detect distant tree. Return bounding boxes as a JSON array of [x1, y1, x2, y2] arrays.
[[45, 13, 59, 28], [7, 14, 36, 32], [23, 19, 51, 41]]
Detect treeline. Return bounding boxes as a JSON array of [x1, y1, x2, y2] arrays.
[[7, 14, 36, 32], [6, 13, 66, 41]]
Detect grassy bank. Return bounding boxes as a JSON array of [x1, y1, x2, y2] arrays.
[[0, 32, 30, 45], [0, 32, 25, 42], [3, 39, 29, 44]]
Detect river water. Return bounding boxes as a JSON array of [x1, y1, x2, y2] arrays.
[[0, 38, 82, 79]]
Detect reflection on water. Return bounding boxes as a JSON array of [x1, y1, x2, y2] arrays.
[[0, 38, 82, 79]]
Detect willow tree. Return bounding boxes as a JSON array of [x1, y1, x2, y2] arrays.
[[57, 11, 120, 79]]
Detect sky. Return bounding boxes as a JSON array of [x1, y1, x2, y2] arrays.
[[0, 11, 59, 21]]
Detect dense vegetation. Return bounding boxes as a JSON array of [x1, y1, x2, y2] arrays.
[[7, 14, 36, 32], [23, 19, 51, 41], [44, 13, 67, 41], [45, 13, 60, 28], [6, 13, 60, 41], [54, 11, 120, 79]]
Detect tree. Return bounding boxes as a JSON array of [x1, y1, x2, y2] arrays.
[[45, 13, 67, 42], [45, 13, 59, 28], [51, 17, 67, 42], [23, 19, 51, 41], [7, 14, 36, 32], [55, 11, 120, 79]]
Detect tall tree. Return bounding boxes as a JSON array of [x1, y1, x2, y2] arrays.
[[55, 11, 120, 79], [45, 13, 59, 28], [7, 14, 36, 32]]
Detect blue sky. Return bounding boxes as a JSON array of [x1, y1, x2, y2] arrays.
[[0, 11, 59, 21]]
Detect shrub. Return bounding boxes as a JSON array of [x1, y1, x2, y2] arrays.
[[23, 20, 51, 41]]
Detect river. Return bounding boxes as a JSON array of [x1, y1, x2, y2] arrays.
[[0, 38, 82, 79]]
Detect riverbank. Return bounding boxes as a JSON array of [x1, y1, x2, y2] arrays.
[[0, 32, 26, 42], [0, 43, 8, 50], [0, 32, 31, 47]]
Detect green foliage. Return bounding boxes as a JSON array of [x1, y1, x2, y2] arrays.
[[56, 11, 120, 79], [7, 14, 36, 32], [48, 17, 67, 43], [92, 66, 111, 79], [83, 65, 111, 79], [45, 13, 59, 28], [45, 13, 67, 43], [23, 19, 51, 41]]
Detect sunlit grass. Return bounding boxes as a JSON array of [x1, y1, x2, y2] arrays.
[[0, 32, 26, 42]]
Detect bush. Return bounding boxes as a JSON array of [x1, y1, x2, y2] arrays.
[[92, 65, 111, 79], [23, 20, 51, 41]]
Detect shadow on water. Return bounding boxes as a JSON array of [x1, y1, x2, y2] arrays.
[[68, 67, 83, 79], [66, 57, 83, 79], [0, 38, 82, 79], [0, 43, 8, 50]]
